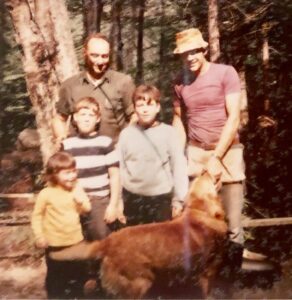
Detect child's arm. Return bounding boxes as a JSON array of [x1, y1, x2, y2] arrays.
[[169, 128, 189, 218], [31, 191, 48, 248], [72, 183, 91, 213], [104, 166, 121, 224]]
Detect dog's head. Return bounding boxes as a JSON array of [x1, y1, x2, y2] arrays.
[[186, 172, 225, 220]]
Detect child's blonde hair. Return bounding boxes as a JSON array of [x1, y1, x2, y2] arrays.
[[45, 151, 76, 185]]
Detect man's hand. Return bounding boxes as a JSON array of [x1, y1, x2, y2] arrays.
[[206, 155, 222, 177], [35, 238, 48, 249], [205, 155, 223, 191]]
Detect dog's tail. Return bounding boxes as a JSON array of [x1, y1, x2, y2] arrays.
[[49, 240, 102, 261]]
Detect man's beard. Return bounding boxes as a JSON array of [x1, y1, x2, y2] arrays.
[[85, 57, 109, 79]]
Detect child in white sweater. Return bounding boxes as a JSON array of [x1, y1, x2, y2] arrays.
[[118, 85, 189, 226]]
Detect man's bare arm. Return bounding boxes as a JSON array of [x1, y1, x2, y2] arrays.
[[206, 92, 241, 180], [213, 92, 241, 159]]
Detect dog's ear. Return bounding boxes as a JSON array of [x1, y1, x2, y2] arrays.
[[186, 172, 222, 217], [188, 172, 217, 200]]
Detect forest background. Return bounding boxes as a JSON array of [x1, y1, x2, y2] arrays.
[[1, 0, 291, 216], [0, 0, 291, 267], [0, 0, 291, 298]]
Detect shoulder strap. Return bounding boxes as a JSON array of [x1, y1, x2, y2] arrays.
[[135, 125, 172, 185], [98, 84, 123, 130]]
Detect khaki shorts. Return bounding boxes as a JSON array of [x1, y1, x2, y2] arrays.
[[187, 143, 246, 183]]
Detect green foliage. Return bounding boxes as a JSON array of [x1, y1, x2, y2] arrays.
[[1, 0, 291, 218], [0, 4, 34, 154]]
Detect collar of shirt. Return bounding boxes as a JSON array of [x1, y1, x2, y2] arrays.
[[79, 70, 111, 87], [77, 132, 99, 139]]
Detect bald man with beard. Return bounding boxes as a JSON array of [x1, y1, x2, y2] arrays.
[[53, 33, 136, 144]]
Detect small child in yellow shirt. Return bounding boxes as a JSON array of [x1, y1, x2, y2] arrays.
[[31, 151, 91, 299]]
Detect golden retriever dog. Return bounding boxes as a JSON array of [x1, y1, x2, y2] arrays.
[[50, 172, 228, 298]]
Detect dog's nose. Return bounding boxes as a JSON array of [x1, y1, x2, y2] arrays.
[[214, 211, 224, 220]]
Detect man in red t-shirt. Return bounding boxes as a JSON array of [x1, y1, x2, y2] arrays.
[[172, 28, 266, 261]]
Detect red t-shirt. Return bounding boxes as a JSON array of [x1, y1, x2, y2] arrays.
[[174, 63, 241, 144]]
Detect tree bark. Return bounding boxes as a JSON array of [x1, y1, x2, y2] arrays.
[[5, 0, 79, 163], [262, 23, 270, 113], [135, 0, 145, 84], [83, 0, 104, 36], [158, 0, 166, 87], [109, 0, 123, 71], [207, 0, 220, 62], [238, 69, 249, 129]]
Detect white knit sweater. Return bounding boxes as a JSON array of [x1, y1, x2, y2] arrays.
[[118, 123, 189, 205]]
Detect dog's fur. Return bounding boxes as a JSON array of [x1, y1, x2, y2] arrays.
[[50, 172, 228, 298]]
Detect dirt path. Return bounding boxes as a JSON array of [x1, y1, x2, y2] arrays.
[[232, 258, 292, 299], [0, 257, 46, 299], [0, 257, 291, 299]]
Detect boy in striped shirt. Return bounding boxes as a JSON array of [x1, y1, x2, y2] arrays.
[[62, 97, 123, 240]]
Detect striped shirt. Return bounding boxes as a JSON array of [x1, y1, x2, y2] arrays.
[[62, 134, 119, 197]]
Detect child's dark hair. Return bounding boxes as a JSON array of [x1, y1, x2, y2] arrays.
[[132, 85, 161, 106], [73, 97, 100, 115], [45, 151, 76, 185]]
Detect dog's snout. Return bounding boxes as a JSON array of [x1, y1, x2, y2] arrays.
[[214, 210, 224, 220], [208, 199, 225, 220]]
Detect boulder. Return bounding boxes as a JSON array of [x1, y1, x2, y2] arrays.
[[16, 129, 40, 150]]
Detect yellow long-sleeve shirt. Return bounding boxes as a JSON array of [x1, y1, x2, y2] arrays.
[[31, 185, 91, 247]]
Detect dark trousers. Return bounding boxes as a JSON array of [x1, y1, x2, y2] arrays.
[[81, 195, 111, 241], [45, 245, 87, 299], [80, 195, 113, 290], [123, 188, 172, 226]]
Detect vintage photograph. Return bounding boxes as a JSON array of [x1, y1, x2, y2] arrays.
[[0, 0, 291, 299]]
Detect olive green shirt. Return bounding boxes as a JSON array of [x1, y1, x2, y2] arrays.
[[56, 69, 135, 142]]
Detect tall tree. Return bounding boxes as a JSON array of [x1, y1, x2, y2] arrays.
[[207, 0, 220, 62], [262, 22, 270, 114], [238, 69, 249, 129], [5, 0, 79, 163], [83, 0, 104, 36], [135, 0, 145, 83], [158, 0, 166, 87], [109, 0, 123, 71], [257, 21, 276, 129]]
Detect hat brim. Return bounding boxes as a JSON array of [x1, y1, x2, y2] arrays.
[[173, 40, 208, 54]]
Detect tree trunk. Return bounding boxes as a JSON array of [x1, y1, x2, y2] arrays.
[[158, 0, 166, 87], [109, 0, 123, 71], [238, 69, 249, 129], [5, 0, 79, 163], [262, 23, 270, 113], [135, 0, 145, 84], [207, 0, 220, 62], [83, 0, 104, 36]]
